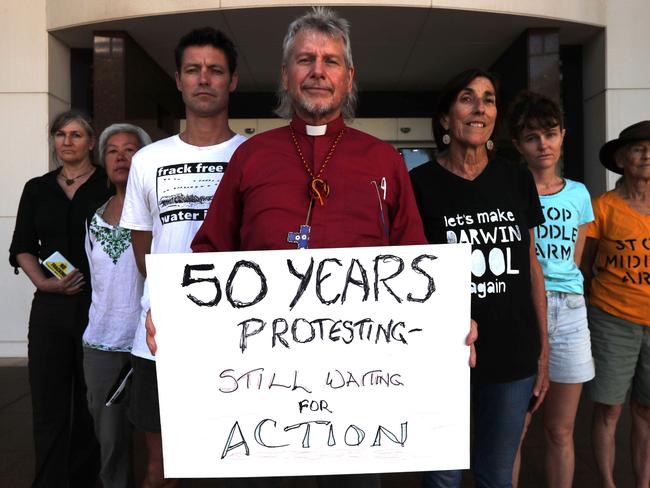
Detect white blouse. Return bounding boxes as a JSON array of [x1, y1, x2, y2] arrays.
[[83, 199, 144, 351]]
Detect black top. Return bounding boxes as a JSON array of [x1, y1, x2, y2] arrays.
[[9, 166, 112, 290], [410, 157, 545, 384]]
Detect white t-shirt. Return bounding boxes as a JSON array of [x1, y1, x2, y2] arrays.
[[121, 133, 246, 360]]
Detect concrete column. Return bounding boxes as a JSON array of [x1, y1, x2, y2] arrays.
[[0, 0, 71, 357], [527, 29, 561, 103], [93, 31, 181, 139], [582, 0, 650, 195], [602, 0, 650, 190], [490, 29, 562, 166], [93, 33, 127, 134]]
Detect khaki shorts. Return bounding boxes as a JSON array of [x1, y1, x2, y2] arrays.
[[587, 305, 650, 406]]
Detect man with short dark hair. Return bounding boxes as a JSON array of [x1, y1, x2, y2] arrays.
[[121, 26, 245, 488]]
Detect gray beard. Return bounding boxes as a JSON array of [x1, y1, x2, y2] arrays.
[[294, 95, 339, 120]]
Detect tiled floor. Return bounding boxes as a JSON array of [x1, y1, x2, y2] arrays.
[[0, 360, 635, 487]]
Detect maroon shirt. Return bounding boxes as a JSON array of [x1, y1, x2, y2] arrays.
[[192, 116, 426, 252]]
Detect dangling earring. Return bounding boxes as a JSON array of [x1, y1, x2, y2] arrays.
[[486, 139, 494, 151], [442, 133, 451, 145]]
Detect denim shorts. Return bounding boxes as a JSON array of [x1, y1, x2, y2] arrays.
[[587, 305, 650, 406], [546, 292, 595, 384]]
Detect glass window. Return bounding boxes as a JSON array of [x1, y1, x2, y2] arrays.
[[398, 147, 436, 171]]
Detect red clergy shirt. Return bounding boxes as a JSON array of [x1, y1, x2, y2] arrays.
[[191, 115, 426, 252]]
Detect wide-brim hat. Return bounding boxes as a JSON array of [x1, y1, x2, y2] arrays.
[[599, 120, 650, 174]]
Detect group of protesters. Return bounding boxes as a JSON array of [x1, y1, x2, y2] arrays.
[[9, 6, 650, 488]]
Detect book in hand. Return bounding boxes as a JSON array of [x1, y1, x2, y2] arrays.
[[42, 251, 76, 280]]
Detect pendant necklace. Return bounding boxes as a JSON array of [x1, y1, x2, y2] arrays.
[[287, 123, 345, 249], [59, 167, 94, 186]]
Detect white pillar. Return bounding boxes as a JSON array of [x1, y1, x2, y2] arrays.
[[0, 0, 70, 356], [584, 0, 650, 195]]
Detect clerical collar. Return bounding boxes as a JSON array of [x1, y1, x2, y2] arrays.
[[306, 124, 327, 136], [290, 115, 345, 136]]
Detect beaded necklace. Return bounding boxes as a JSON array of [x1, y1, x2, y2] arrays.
[[289, 123, 345, 206], [287, 123, 345, 249]]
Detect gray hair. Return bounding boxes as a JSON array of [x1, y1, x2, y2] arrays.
[[49, 110, 96, 167], [97, 123, 152, 167], [275, 7, 358, 120]]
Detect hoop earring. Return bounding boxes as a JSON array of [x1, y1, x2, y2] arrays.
[[442, 133, 451, 145], [486, 139, 494, 151]]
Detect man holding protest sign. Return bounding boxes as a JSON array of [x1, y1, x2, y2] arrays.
[[147, 7, 477, 487], [190, 8, 425, 253], [121, 27, 245, 488]]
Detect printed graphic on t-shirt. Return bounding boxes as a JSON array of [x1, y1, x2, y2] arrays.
[[604, 237, 650, 285], [443, 207, 523, 298], [155, 162, 227, 225], [535, 204, 578, 261]]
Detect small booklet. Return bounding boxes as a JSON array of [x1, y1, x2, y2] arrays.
[[42, 251, 76, 280], [105, 365, 134, 407]]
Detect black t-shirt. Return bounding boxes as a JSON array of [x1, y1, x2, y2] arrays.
[[410, 157, 544, 383]]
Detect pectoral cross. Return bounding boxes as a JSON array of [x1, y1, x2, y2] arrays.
[[287, 224, 311, 250]]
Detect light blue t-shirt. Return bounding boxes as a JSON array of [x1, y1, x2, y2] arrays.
[[534, 179, 594, 293]]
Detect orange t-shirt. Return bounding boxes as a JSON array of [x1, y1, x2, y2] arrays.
[[586, 191, 650, 326]]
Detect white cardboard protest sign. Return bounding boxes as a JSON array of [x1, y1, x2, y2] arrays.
[[146, 243, 471, 478]]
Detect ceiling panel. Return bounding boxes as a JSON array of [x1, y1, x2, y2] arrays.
[[51, 5, 602, 92]]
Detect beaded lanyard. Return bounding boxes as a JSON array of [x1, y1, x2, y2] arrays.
[[287, 123, 345, 249]]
